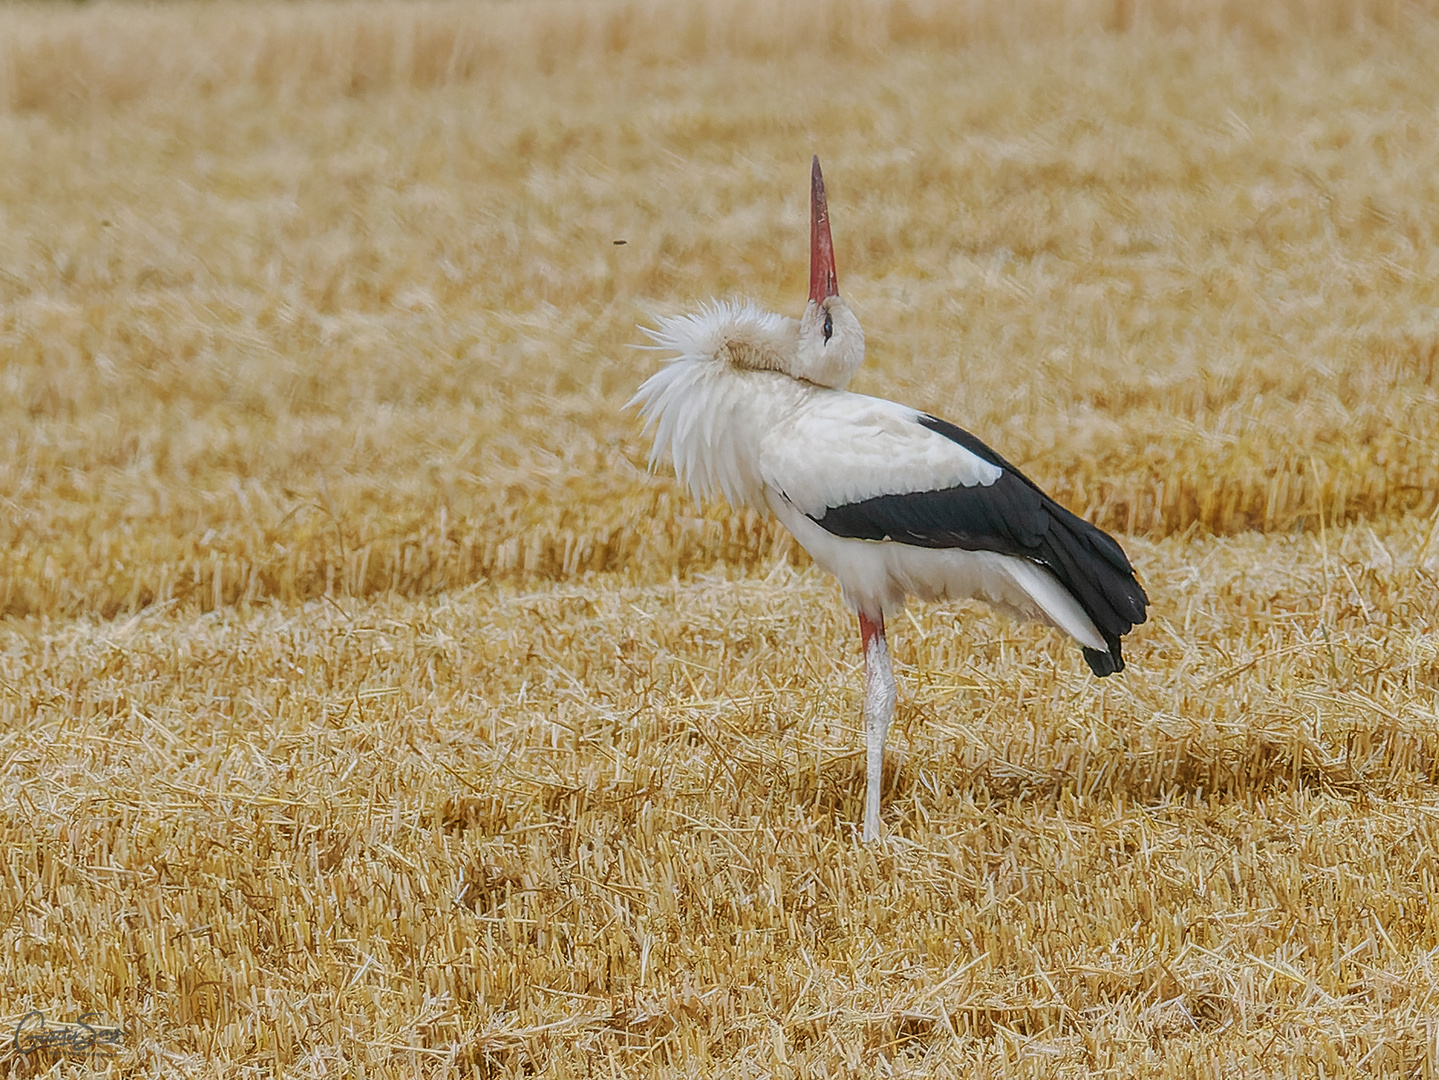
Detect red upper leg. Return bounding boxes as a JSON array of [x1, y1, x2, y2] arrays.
[[858, 611, 886, 652]]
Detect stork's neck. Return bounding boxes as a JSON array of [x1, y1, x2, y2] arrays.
[[631, 301, 816, 509], [633, 359, 810, 510]]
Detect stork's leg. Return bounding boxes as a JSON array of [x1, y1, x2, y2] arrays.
[[859, 612, 896, 843]]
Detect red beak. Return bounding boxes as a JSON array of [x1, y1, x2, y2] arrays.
[[809, 156, 839, 303]]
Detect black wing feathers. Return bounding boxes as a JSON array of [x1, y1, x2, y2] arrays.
[[812, 479, 1047, 553], [809, 414, 1148, 675]]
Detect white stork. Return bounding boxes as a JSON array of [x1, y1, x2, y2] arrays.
[[631, 157, 1149, 842]]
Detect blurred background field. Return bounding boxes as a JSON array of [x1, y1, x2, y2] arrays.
[[2, 0, 1439, 1075]]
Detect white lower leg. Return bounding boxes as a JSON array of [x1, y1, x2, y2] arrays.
[[860, 613, 896, 843]]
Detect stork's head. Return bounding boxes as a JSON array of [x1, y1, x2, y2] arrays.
[[793, 156, 864, 389]]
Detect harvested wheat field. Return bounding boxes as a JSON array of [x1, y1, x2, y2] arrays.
[[4, 0, 1439, 1074]]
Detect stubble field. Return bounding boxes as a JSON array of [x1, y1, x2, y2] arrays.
[[3, 0, 1439, 1075]]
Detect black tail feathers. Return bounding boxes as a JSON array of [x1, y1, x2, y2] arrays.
[[1041, 506, 1148, 679], [1083, 645, 1123, 677]]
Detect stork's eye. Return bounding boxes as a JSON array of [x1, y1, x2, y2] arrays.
[[823, 311, 833, 343]]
